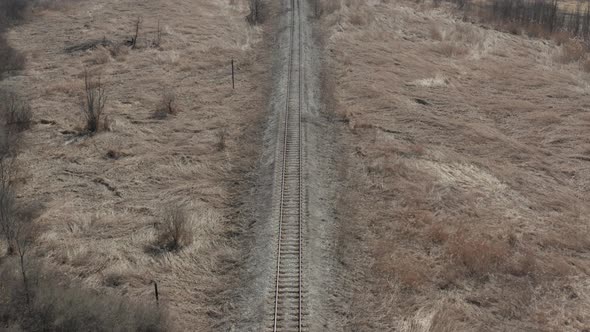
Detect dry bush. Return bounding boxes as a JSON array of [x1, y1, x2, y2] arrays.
[[558, 40, 587, 63], [436, 41, 468, 57], [430, 24, 444, 41], [582, 57, 590, 72], [426, 222, 449, 244], [0, 90, 32, 132], [107, 43, 130, 60], [0, 259, 167, 331], [0, 0, 29, 25], [0, 35, 25, 76], [80, 70, 107, 133], [153, 204, 193, 252], [215, 128, 227, 152], [246, 0, 265, 25], [446, 231, 509, 278], [153, 91, 179, 119], [393, 256, 430, 291], [314, 0, 342, 18], [349, 12, 372, 26], [89, 46, 111, 65]]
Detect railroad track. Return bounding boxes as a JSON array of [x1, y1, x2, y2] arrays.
[[270, 0, 305, 330]]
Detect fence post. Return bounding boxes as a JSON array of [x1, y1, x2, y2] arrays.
[[231, 59, 235, 89], [154, 281, 159, 305]]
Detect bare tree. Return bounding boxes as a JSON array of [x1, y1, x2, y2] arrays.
[[0, 155, 17, 255], [14, 209, 36, 305], [80, 70, 107, 133]]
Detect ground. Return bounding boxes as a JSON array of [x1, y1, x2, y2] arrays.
[[1, 0, 269, 329], [323, 0, 590, 331]]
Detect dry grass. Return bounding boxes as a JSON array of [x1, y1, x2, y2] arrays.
[[324, 0, 590, 330], [0, 0, 268, 329]]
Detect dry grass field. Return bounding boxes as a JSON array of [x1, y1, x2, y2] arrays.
[[0, 0, 268, 329], [322, 0, 590, 330]]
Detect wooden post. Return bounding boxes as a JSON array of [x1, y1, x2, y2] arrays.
[[231, 59, 235, 89], [154, 281, 159, 305]]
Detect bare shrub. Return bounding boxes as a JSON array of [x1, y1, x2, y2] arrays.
[[0, 90, 32, 132], [0, 260, 168, 331], [215, 128, 227, 151], [582, 57, 590, 72], [80, 69, 107, 133], [151, 20, 163, 48], [246, 0, 265, 25], [0, 0, 29, 24], [130, 16, 142, 49], [426, 222, 449, 244], [0, 35, 25, 76], [154, 204, 193, 252], [430, 24, 444, 41], [153, 90, 179, 119], [393, 256, 430, 291], [446, 231, 509, 278], [107, 43, 130, 60], [558, 40, 587, 63], [436, 41, 468, 57]]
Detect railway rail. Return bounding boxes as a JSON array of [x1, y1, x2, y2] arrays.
[[270, 0, 305, 330]]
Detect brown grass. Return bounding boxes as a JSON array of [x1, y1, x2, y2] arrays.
[[324, 0, 590, 330], [0, 0, 269, 329]]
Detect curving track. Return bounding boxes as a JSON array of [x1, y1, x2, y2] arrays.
[[270, 0, 305, 330]]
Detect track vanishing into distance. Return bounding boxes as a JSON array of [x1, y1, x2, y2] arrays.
[[270, 0, 306, 330]]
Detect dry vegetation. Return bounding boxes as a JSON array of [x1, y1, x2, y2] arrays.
[[0, 0, 268, 330], [321, 0, 590, 330]]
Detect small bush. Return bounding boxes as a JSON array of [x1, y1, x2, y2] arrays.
[[215, 128, 227, 152], [0, 0, 29, 25], [153, 91, 179, 119], [154, 204, 192, 252], [446, 231, 509, 278], [0, 89, 32, 132], [558, 40, 587, 64], [0, 35, 25, 76], [0, 259, 168, 331], [80, 69, 107, 133], [246, 0, 265, 25]]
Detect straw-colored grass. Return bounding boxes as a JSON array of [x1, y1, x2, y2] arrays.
[[0, 0, 268, 329], [324, 0, 590, 330]]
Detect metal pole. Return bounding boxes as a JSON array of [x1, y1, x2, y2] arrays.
[[231, 59, 235, 89], [154, 281, 159, 305]]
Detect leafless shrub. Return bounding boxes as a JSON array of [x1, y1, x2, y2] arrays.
[[127, 16, 143, 49], [215, 128, 227, 152], [107, 43, 129, 60], [80, 69, 107, 133], [436, 41, 468, 57], [0, 0, 29, 25], [430, 24, 444, 41], [0, 259, 168, 331], [153, 90, 179, 119], [151, 20, 163, 48], [153, 204, 193, 252], [558, 39, 587, 63], [446, 231, 509, 278], [0, 90, 32, 132], [0, 35, 25, 76], [246, 0, 265, 25]]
